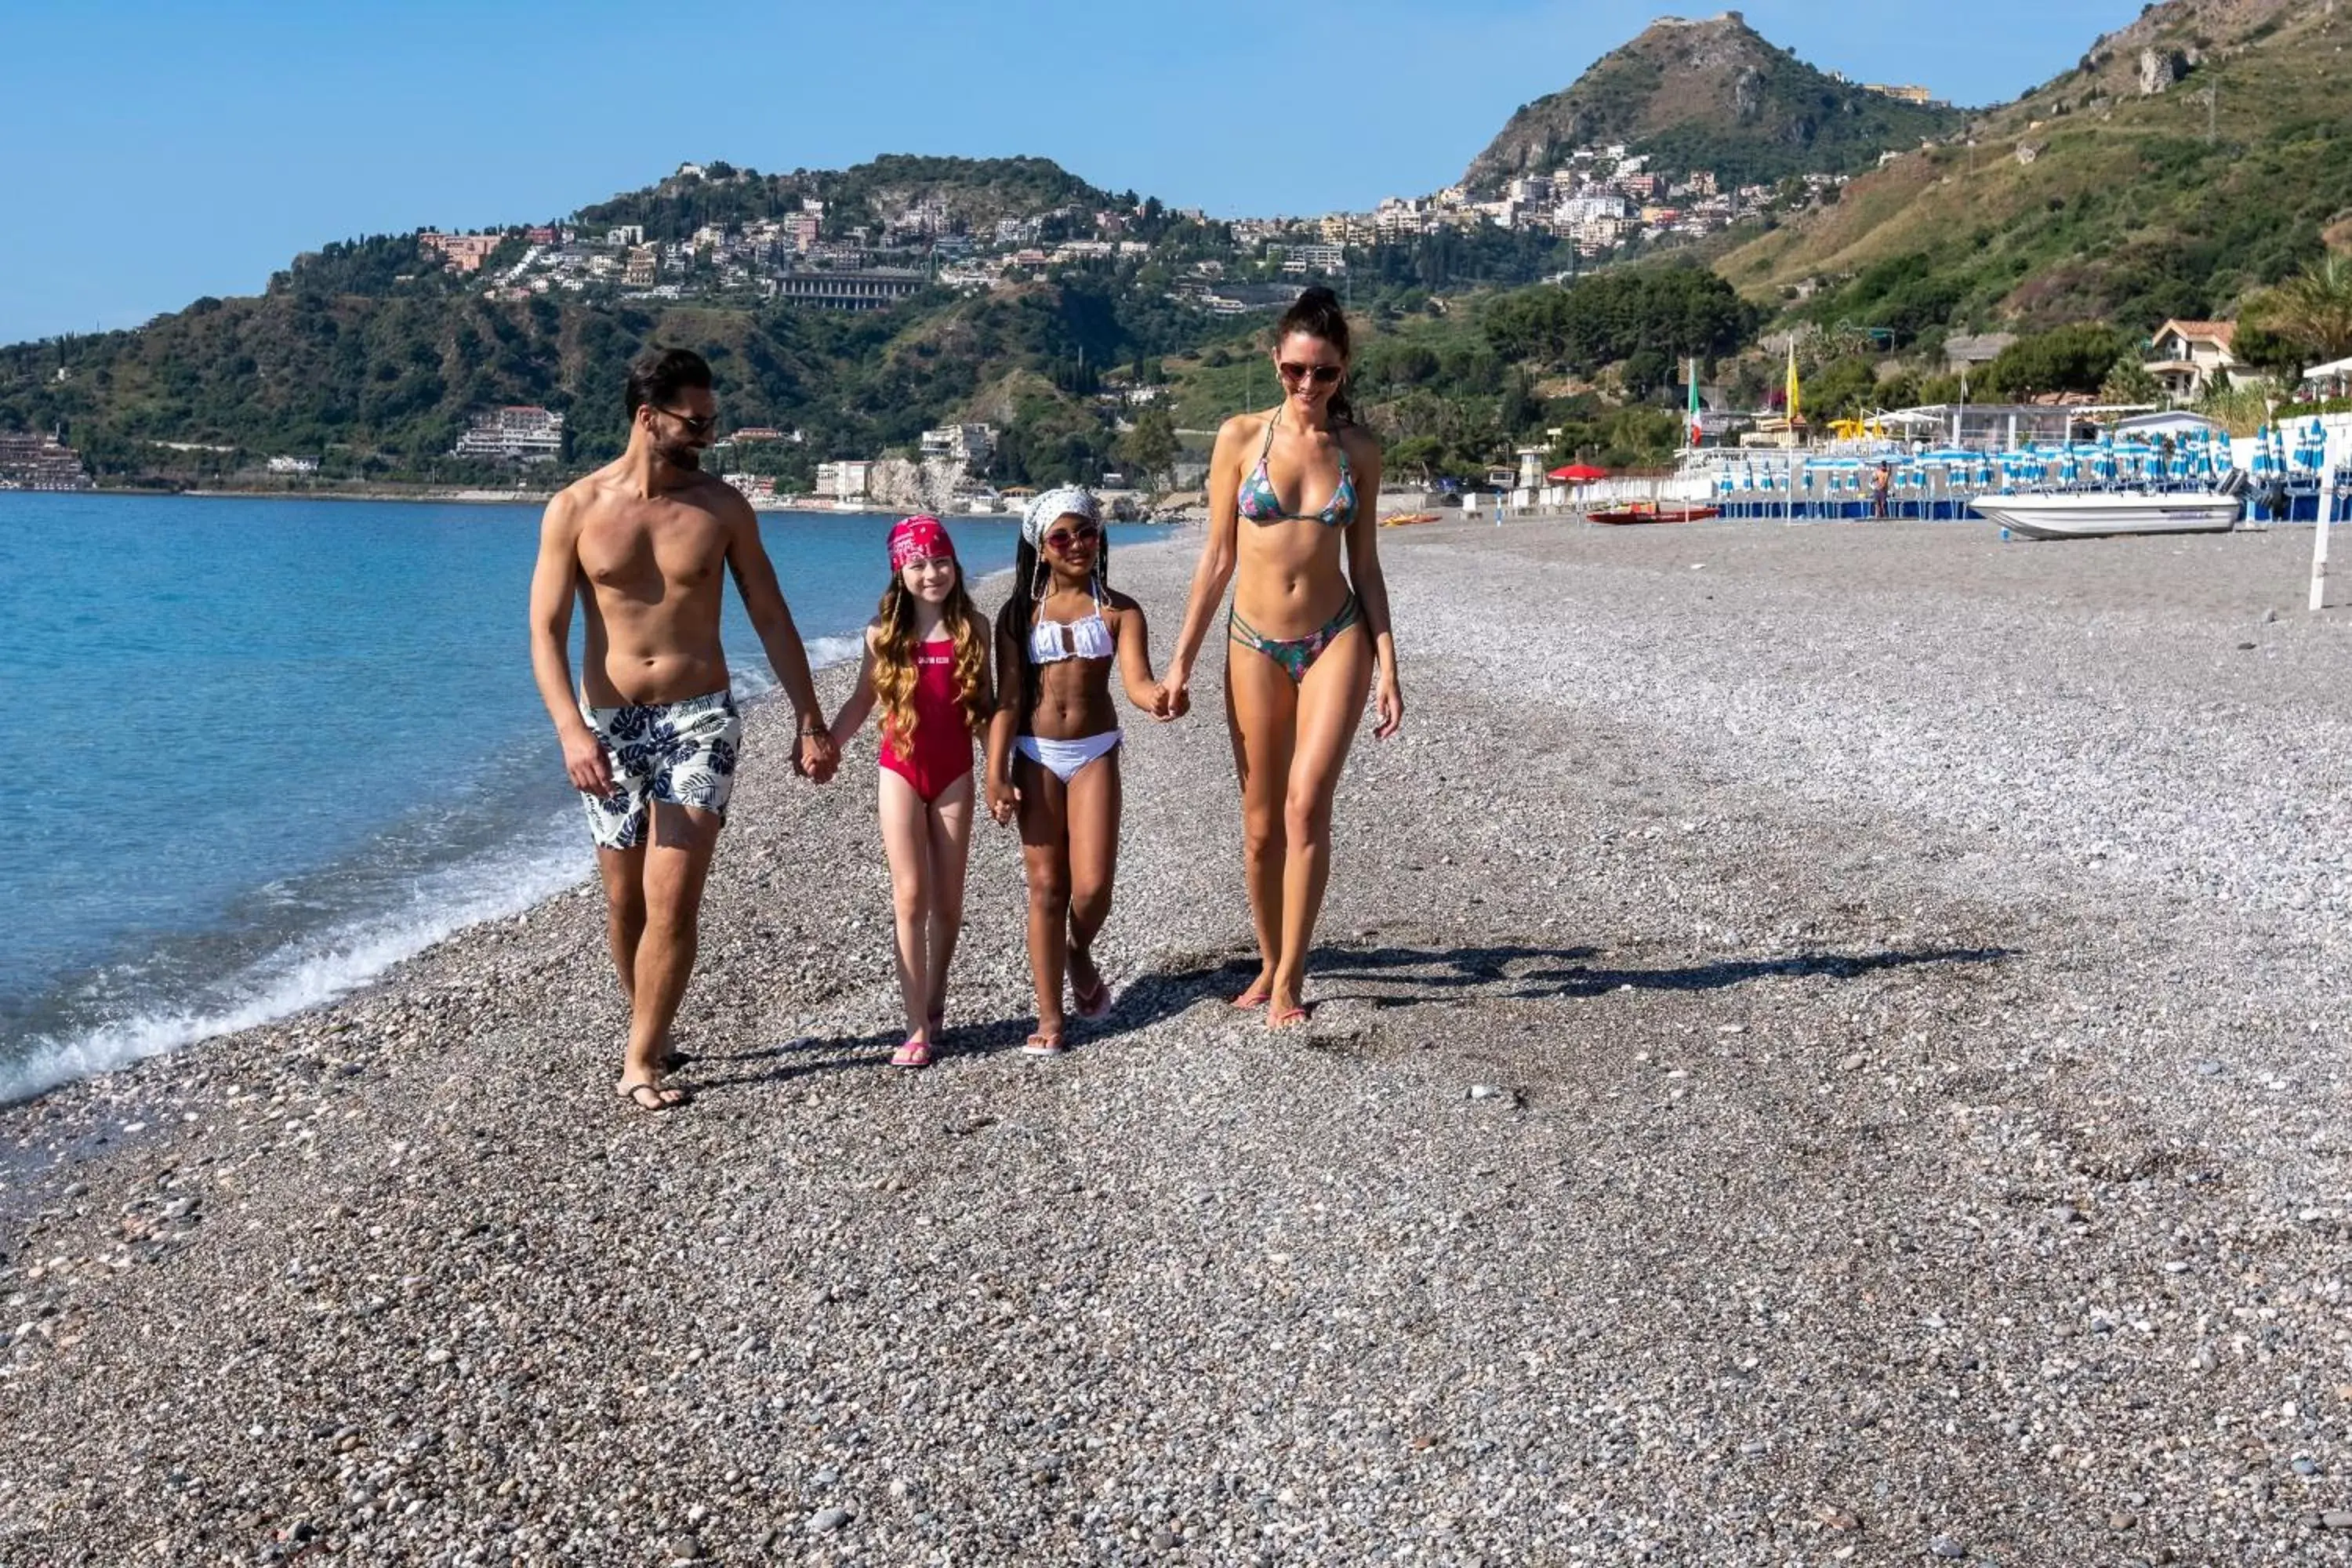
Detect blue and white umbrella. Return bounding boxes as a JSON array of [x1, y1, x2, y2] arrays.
[[2295, 419, 2326, 473]]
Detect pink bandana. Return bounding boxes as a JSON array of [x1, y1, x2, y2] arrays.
[[887, 515, 955, 571]]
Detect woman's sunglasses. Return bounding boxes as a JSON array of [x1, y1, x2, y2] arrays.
[[1278, 362, 1343, 386], [1044, 521, 1101, 550], [652, 406, 718, 437]]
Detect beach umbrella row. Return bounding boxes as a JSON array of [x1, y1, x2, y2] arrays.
[[1711, 426, 2267, 502]]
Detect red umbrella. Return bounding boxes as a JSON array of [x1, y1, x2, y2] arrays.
[[1548, 463, 1610, 482]]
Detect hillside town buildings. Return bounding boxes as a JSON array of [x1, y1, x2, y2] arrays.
[[452, 405, 564, 463], [427, 140, 1825, 328], [0, 430, 92, 490], [418, 232, 503, 273]]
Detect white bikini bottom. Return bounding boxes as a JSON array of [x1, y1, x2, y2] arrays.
[[1014, 730, 1122, 783]]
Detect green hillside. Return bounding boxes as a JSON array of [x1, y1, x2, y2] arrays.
[[573, 155, 1125, 243], [0, 263, 1227, 488], [0, 156, 1250, 488], [1465, 12, 1965, 193], [1716, 0, 2352, 340]]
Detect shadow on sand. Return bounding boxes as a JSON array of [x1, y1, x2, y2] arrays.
[[1302, 942, 2017, 1008], [684, 940, 2013, 1094]]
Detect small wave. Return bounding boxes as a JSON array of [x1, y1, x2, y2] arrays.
[[723, 636, 865, 708], [801, 633, 866, 671], [4, 613, 880, 1107], [0, 815, 588, 1106]]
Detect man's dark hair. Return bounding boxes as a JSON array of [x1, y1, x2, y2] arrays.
[[625, 347, 713, 418]]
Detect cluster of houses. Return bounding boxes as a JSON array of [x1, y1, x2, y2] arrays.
[[0, 429, 93, 491], [408, 147, 1818, 325], [416, 176, 1175, 313], [1229, 145, 1817, 266]]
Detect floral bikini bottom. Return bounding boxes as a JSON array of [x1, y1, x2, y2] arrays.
[[1226, 593, 1362, 684]]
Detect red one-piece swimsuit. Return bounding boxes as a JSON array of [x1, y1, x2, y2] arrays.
[[879, 638, 973, 804]]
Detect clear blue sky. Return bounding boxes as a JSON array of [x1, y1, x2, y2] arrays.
[[1, 0, 2144, 343]]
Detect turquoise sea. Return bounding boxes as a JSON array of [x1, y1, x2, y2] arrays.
[[0, 492, 1149, 1102]]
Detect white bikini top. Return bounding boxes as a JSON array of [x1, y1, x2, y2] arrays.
[[1028, 592, 1115, 665]]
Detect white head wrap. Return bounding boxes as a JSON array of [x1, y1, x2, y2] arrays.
[[1022, 485, 1102, 548]]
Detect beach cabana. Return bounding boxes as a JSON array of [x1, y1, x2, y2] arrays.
[[2300, 355, 2352, 397]]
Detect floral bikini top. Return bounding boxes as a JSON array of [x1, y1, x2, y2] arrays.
[[1236, 415, 1356, 528]]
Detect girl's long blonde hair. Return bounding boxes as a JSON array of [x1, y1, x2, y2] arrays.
[[873, 567, 989, 754]]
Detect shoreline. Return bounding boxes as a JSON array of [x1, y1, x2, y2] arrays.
[[57, 486, 1194, 522], [7, 520, 2352, 1563], [0, 543, 1042, 1116]]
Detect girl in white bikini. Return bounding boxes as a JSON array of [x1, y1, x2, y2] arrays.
[[985, 488, 1168, 1055]]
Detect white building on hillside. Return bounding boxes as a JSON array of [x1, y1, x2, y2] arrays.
[[2142, 319, 2246, 403], [454, 406, 564, 463], [815, 459, 875, 501], [920, 424, 995, 467]]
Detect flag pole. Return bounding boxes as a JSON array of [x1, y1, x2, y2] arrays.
[[2313, 437, 2336, 613]]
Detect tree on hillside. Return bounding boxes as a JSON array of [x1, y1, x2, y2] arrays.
[[1116, 405, 1178, 489], [2099, 356, 2165, 405], [1806, 356, 1881, 419], [1981, 324, 2132, 399], [1480, 266, 1760, 376], [1387, 434, 1443, 485], [2243, 254, 2352, 365]]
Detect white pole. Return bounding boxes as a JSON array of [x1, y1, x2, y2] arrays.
[[2313, 461, 2336, 613]]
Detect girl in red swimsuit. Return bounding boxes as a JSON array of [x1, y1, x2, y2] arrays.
[[829, 517, 994, 1069]]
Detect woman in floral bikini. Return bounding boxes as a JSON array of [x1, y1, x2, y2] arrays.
[[1160, 287, 1404, 1030]]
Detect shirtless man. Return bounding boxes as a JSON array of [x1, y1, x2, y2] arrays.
[[528, 347, 838, 1111]]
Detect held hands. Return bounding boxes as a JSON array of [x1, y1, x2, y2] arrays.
[[985, 769, 1020, 826], [1373, 668, 1404, 740], [796, 728, 840, 784], [561, 728, 615, 797], [1151, 668, 1192, 724]]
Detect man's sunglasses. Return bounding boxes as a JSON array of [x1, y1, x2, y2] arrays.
[[1278, 362, 1343, 386], [1044, 521, 1101, 550], [652, 406, 718, 437]]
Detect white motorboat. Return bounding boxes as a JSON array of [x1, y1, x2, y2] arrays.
[[1970, 490, 2241, 539]]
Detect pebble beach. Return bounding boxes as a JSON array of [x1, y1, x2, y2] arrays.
[[5, 517, 2352, 1566]]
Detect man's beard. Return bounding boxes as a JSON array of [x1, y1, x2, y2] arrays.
[[659, 442, 703, 471]]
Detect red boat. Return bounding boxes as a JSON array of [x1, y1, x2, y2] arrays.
[[1585, 502, 1719, 525]]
